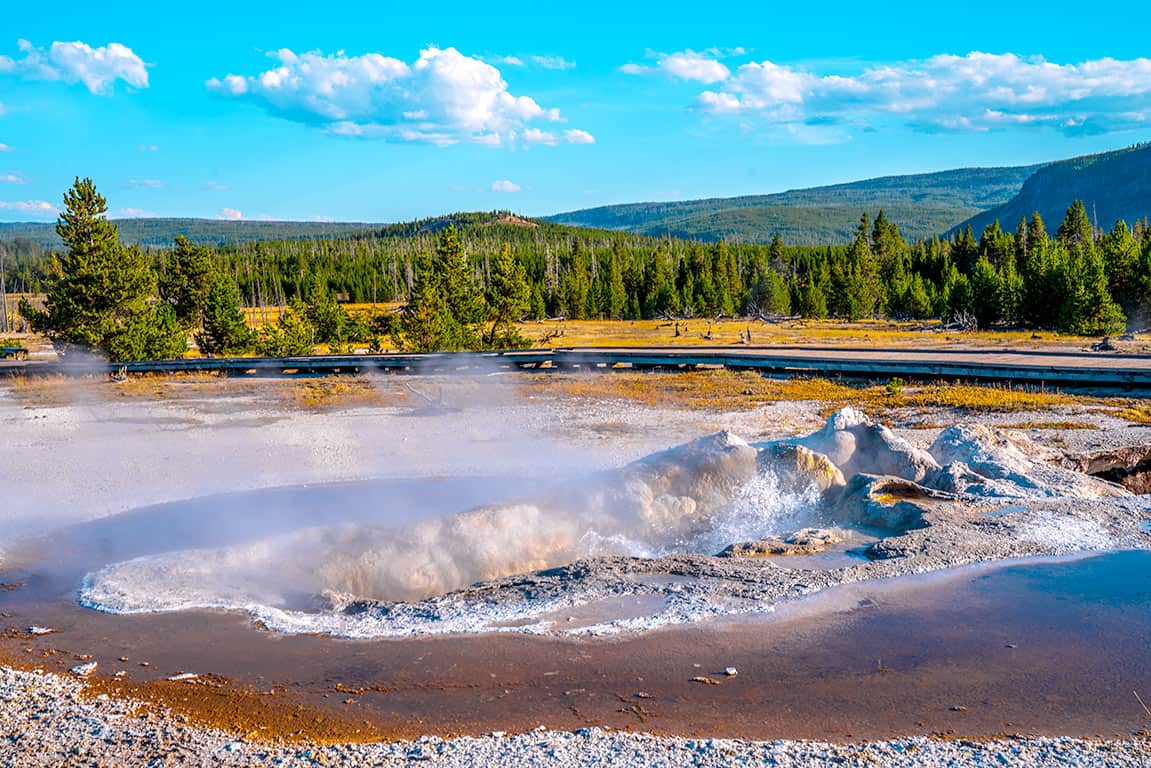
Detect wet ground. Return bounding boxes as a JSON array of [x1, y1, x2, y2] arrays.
[[4, 545, 1150, 742]]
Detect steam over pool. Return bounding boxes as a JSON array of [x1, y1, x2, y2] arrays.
[[79, 432, 822, 633], [77, 408, 1138, 637]]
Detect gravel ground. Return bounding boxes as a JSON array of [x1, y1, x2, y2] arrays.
[[2, 666, 1149, 768]]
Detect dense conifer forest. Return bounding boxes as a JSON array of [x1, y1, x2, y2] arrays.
[[5, 178, 1151, 360]]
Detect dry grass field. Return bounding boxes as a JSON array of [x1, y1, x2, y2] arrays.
[[517, 369, 1089, 416], [523, 317, 1075, 350]]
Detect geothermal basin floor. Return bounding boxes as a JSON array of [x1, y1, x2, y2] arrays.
[[3, 551, 1151, 744]]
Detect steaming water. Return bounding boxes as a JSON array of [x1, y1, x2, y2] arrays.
[[78, 449, 822, 637]]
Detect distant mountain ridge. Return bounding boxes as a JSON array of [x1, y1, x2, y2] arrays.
[[5, 143, 1151, 249], [952, 143, 1151, 236], [0, 218, 383, 248], [543, 165, 1044, 244]]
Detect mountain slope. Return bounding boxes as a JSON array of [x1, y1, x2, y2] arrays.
[[953, 143, 1151, 236], [544, 165, 1043, 244]]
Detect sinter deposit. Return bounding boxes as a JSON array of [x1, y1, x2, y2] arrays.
[[80, 408, 1151, 637]]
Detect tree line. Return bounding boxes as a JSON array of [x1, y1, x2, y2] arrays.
[[10, 177, 1151, 361]]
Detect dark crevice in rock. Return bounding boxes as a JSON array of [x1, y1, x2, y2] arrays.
[[1067, 444, 1151, 494]]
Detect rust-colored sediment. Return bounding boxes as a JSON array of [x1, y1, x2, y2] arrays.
[[0, 641, 413, 744]]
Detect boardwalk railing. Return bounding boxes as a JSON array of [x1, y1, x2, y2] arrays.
[[3, 346, 1151, 390]]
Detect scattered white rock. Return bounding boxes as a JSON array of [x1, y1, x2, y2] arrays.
[[69, 662, 97, 677], [4, 664, 1151, 768], [167, 673, 198, 682], [26, 626, 56, 635], [723, 667, 738, 677]]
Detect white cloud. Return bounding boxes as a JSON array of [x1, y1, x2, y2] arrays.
[[126, 178, 163, 189], [497, 56, 525, 67], [696, 52, 1151, 136], [529, 55, 575, 71], [660, 51, 730, 84], [138, 144, 158, 152], [524, 127, 595, 145], [491, 180, 521, 192], [0, 173, 23, 184], [0, 200, 57, 215], [622, 49, 731, 84], [202, 181, 228, 191], [207, 46, 586, 147], [0, 39, 148, 94], [219, 207, 243, 220], [0, 144, 10, 152], [563, 128, 596, 144], [311, 215, 335, 222], [523, 127, 558, 145], [116, 207, 155, 218]]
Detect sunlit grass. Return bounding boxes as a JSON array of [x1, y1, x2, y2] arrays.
[[537, 318, 1083, 349], [521, 369, 1087, 415]]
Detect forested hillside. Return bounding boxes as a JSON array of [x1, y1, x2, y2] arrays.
[[0, 218, 382, 248], [955, 143, 1151, 238], [10, 197, 1151, 360], [543, 165, 1042, 244]]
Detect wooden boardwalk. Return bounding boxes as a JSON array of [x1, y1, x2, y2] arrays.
[[3, 345, 1151, 390]]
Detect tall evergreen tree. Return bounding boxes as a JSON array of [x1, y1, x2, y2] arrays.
[[1057, 200, 1094, 251], [196, 271, 252, 355], [20, 177, 184, 361], [484, 244, 530, 348], [160, 235, 214, 327]]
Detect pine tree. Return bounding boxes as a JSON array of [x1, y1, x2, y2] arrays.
[[437, 225, 482, 325], [604, 246, 627, 319], [257, 300, 315, 356], [302, 276, 349, 346], [160, 235, 214, 327], [484, 244, 530, 348], [969, 256, 1001, 328], [20, 177, 184, 361], [1027, 213, 1049, 250], [196, 272, 252, 355], [1057, 200, 1094, 251], [997, 250, 1024, 325], [394, 250, 476, 352], [1062, 249, 1126, 336]]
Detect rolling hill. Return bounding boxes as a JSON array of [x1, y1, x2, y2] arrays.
[[0, 218, 384, 248], [952, 143, 1151, 236], [543, 165, 1044, 244], [5, 143, 1151, 250]]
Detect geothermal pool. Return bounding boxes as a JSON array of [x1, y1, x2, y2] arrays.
[[3, 407, 1151, 740]]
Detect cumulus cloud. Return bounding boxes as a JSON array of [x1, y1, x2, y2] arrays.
[[207, 46, 590, 147], [491, 179, 521, 192], [116, 207, 155, 218], [0, 200, 57, 215], [202, 180, 228, 191], [138, 144, 158, 152], [622, 49, 731, 84], [0, 144, 10, 152], [125, 178, 163, 189], [563, 128, 596, 144], [219, 207, 243, 220], [523, 128, 559, 145], [695, 52, 1151, 136], [0, 38, 148, 94], [0, 173, 23, 184]]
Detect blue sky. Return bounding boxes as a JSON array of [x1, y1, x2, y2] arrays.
[[2, 0, 1151, 223]]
